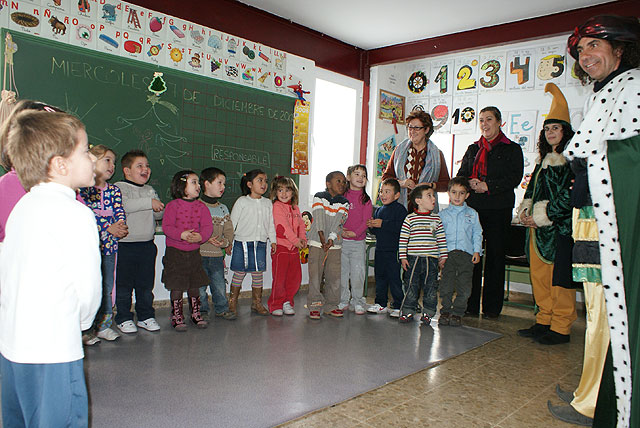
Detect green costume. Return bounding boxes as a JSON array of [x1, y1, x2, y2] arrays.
[[518, 152, 573, 263]]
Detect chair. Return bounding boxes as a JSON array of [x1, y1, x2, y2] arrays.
[[363, 237, 376, 296], [504, 223, 536, 310]]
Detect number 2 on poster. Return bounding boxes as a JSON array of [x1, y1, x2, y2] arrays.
[[456, 65, 476, 91]]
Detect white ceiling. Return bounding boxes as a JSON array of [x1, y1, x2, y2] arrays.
[[238, 0, 614, 50]]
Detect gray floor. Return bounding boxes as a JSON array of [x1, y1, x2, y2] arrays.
[[79, 292, 499, 427]]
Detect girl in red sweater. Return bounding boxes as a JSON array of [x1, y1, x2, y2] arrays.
[[268, 176, 306, 316]]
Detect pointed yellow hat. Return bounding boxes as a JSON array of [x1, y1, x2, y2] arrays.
[[544, 83, 571, 124]]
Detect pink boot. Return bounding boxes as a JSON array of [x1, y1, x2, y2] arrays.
[[189, 296, 208, 329], [170, 299, 187, 332]]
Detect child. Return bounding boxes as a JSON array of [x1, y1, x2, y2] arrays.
[[162, 170, 213, 331], [339, 165, 373, 314], [229, 169, 276, 316], [307, 171, 349, 319], [114, 150, 164, 333], [0, 110, 101, 426], [398, 185, 448, 323], [268, 176, 306, 316], [79, 145, 129, 344], [438, 177, 482, 327], [366, 178, 407, 317], [199, 167, 236, 320], [0, 100, 64, 247]]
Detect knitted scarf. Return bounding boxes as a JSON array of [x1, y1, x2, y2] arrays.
[[471, 131, 510, 180]]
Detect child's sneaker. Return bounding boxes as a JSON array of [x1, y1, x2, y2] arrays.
[[137, 317, 161, 332], [449, 315, 462, 327], [117, 320, 138, 334], [389, 309, 401, 318], [399, 313, 413, 323], [354, 305, 365, 315], [327, 309, 344, 317], [367, 303, 388, 314], [271, 309, 284, 316], [283, 301, 295, 315], [420, 313, 432, 324], [337, 302, 349, 311], [309, 310, 321, 320], [96, 327, 120, 341], [438, 312, 451, 326], [82, 333, 100, 346]]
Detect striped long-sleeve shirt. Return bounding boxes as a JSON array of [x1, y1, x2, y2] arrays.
[[398, 211, 448, 260]]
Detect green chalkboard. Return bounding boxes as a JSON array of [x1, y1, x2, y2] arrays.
[[2, 30, 296, 207]]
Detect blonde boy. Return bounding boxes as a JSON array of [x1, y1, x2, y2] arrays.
[[0, 111, 101, 426]]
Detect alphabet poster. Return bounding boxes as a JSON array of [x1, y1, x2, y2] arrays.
[[507, 110, 538, 153]]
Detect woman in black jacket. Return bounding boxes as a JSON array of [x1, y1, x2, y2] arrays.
[[457, 106, 524, 318]]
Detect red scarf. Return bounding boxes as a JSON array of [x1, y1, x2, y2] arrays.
[[471, 131, 509, 180]]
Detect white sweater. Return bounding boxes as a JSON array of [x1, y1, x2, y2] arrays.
[[230, 195, 276, 243], [0, 182, 101, 363]]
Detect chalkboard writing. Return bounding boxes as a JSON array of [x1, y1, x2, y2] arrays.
[[2, 30, 296, 207]]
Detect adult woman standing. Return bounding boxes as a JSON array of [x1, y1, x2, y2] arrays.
[[457, 106, 523, 318], [382, 110, 449, 211], [517, 83, 577, 345]]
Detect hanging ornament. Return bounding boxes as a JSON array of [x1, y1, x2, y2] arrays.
[[148, 72, 167, 96]]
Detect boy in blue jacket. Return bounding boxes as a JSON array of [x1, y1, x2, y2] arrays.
[[366, 178, 407, 317], [438, 177, 483, 326]]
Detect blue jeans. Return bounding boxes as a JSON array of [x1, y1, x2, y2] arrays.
[[96, 253, 116, 331], [200, 256, 228, 314], [400, 255, 439, 317], [1, 354, 88, 427]]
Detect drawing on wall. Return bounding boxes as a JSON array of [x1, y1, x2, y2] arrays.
[[379, 89, 405, 125]]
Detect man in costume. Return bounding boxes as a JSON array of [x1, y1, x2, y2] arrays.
[[550, 14, 640, 428]]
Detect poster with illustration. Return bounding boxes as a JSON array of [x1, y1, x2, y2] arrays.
[[43, 8, 71, 43], [8, 1, 42, 36], [507, 110, 538, 153], [429, 96, 452, 134], [122, 3, 146, 33], [379, 89, 405, 125], [69, 18, 97, 50], [145, 10, 167, 39], [565, 54, 582, 87], [372, 135, 397, 205], [454, 57, 479, 95], [407, 61, 429, 95], [478, 54, 506, 93], [450, 95, 477, 134], [430, 60, 454, 97], [535, 44, 566, 89], [407, 96, 429, 114], [506, 49, 535, 91]]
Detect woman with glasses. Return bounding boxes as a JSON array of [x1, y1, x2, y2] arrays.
[[456, 106, 523, 318], [381, 110, 450, 211]]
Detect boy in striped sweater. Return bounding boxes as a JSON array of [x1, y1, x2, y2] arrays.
[[398, 185, 448, 324]]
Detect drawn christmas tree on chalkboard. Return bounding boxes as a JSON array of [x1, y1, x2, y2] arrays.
[[105, 91, 188, 168]]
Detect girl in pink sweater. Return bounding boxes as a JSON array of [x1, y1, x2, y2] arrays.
[[162, 170, 213, 331], [339, 164, 373, 314], [267, 176, 306, 316]]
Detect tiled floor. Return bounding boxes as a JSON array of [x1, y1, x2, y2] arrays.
[[279, 293, 586, 428]]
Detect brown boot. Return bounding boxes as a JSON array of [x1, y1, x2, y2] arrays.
[[229, 286, 241, 316], [251, 287, 268, 316], [170, 299, 187, 332], [189, 296, 208, 329]]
